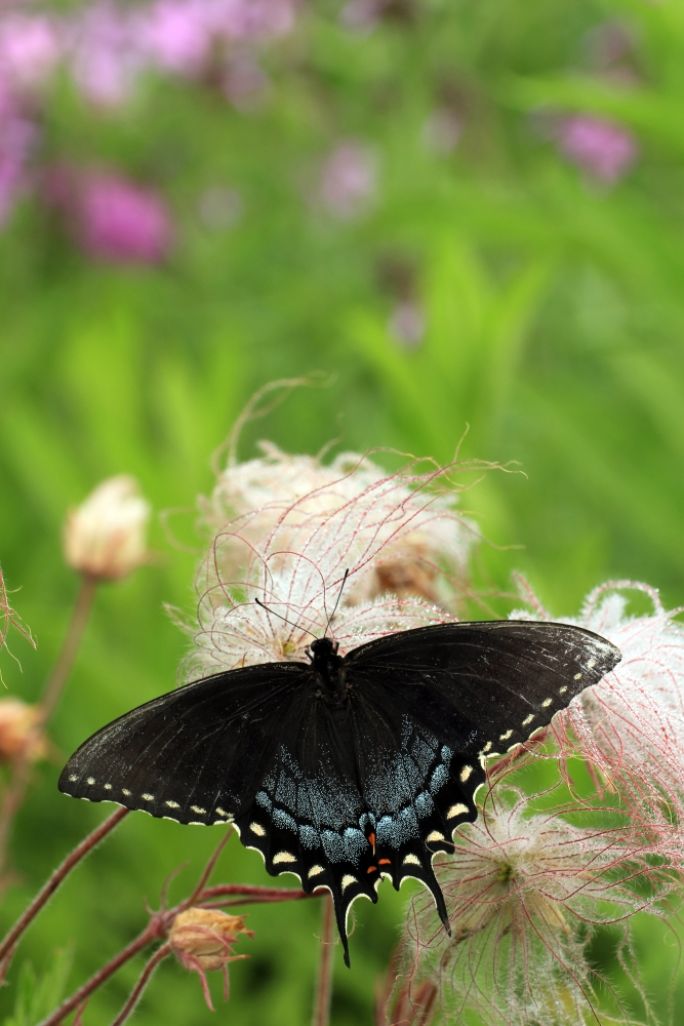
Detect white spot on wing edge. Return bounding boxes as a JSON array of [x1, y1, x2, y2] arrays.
[[459, 765, 473, 782], [273, 850, 297, 865], [190, 805, 206, 815], [341, 874, 358, 892], [447, 803, 469, 819], [308, 864, 325, 879], [250, 822, 266, 837], [402, 854, 421, 867], [426, 830, 446, 844], [165, 800, 180, 809]]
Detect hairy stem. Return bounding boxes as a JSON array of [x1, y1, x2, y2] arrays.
[[40, 574, 98, 723], [200, 883, 314, 904], [37, 876, 317, 1023], [0, 575, 98, 880], [311, 894, 335, 1026], [0, 807, 128, 977], [109, 943, 172, 1026], [37, 919, 165, 1026]]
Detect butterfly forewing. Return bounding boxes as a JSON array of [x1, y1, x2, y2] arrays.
[[347, 620, 622, 758], [59, 663, 306, 824]]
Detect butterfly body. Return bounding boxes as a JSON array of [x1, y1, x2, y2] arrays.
[[59, 620, 621, 965]]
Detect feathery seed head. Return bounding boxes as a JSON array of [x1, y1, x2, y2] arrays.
[[63, 475, 150, 581], [187, 448, 478, 676], [200, 444, 478, 605]]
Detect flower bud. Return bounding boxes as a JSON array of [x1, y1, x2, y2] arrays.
[[168, 908, 253, 973], [0, 698, 46, 763], [63, 476, 150, 581]]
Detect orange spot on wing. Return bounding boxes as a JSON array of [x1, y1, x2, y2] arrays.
[[378, 857, 392, 866], [366, 865, 377, 874], [368, 831, 376, 854]]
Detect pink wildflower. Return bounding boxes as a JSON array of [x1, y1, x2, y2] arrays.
[[0, 100, 37, 228], [555, 114, 637, 183], [389, 300, 425, 348], [0, 14, 61, 93], [317, 141, 378, 218], [136, 0, 213, 75], [67, 3, 143, 107], [44, 165, 174, 265]]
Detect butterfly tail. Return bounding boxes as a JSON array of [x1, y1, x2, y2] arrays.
[[330, 888, 353, 968]]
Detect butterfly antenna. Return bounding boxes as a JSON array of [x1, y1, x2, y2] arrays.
[[324, 569, 349, 638], [254, 597, 317, 641]]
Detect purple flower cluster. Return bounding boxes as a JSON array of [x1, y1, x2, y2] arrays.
[[44, 165, 174, 265], [555, 114, 637, 183], [317, 141, 378, 218], [0, 0, 297, 255], [0, 78, 38, 227], [0, 1, 297, 105]]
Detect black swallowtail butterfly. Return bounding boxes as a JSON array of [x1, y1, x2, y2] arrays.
[[59, 621, 621, 965]]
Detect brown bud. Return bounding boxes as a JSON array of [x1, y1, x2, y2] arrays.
[[168, 908, 253, 973], [0, 698, 46, 764]]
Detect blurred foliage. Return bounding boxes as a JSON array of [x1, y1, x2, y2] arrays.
[[1, 0, 683, 1023]]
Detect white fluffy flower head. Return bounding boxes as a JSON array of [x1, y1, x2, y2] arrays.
[[510, 579, 684, 834], [200, 444, 478, 605], [64, 475, 150, 581], [187, 449, 476, 677]]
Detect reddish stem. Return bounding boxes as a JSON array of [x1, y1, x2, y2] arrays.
[[37, 918, 166, 1026], [37, 879, 318, 1024], [199, 884, 313, 904], [0, 576, 98, 882], [187, 831, 232, 905], [311, 894, 335, 1026], [109, 943, 172, 1026], [0, 808, 128, 976], [40, 575, 98, 723]]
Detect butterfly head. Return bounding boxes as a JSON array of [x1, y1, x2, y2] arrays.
[[307, 636, 341, 668], [307, 637, 348, 701]]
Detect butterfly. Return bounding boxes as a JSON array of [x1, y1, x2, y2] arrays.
[[59, 620, 621, 965]]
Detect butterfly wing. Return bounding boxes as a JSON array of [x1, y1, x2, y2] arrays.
[[59, 620, 621, 967], [226, 694, 451, 966], [58, 662, 308, 825], [341, 621, 621, 928], [59, 660, 389, 965]]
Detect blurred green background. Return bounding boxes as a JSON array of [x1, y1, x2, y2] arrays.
[[1, 0, 683, 1023]]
